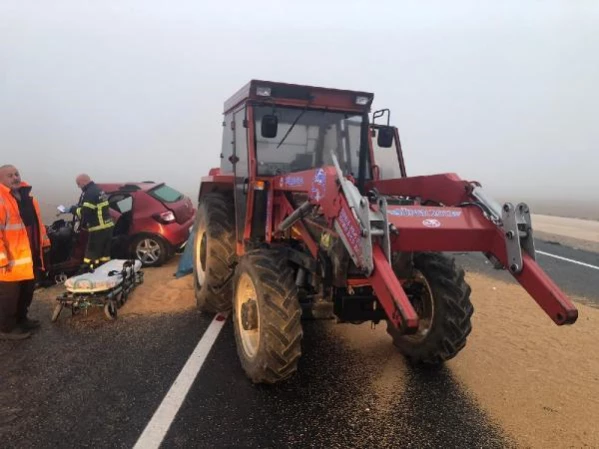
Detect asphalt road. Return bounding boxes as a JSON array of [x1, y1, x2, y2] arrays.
[[455, 239, 599, 305], [1, 238, 596, 449]]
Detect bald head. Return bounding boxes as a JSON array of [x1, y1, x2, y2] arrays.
[[0, 165, 22, 190], [76, 174, 92, 189]]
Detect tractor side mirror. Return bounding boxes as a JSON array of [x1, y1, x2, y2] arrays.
[[261, 115, 278, 138], [377, 126, 394, 148]]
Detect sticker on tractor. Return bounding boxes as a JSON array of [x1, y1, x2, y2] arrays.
[[283, 175, 304, 188], [310, 168, 327, 202], [422, 219, 441, 228], [388, 207, 462, 218], [338, 208, 362, 255]]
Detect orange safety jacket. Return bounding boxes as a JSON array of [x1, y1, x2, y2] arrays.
[[0, 182, 51, 282]]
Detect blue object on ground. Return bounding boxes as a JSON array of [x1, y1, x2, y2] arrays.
[[175, 228, 195, 278]]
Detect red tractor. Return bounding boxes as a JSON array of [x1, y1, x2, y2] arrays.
[[193, 80, 578, 384]]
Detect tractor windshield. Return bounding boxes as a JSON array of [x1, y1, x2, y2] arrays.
[[253, 106, 369, 178]]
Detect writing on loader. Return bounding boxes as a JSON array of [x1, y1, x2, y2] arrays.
[[192, 80, 578, 384]]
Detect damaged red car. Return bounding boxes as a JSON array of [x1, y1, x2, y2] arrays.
[[43, 182, 195, 283]]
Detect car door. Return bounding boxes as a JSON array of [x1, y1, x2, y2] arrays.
[[108, 193, 134, 236]]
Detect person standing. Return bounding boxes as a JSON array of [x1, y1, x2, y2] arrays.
[[68, 174, 114, 270], [0, 165, 50, 340]]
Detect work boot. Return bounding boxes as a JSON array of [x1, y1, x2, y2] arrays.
[[0, 328, 32, 341], [18, 318, 41, 331]]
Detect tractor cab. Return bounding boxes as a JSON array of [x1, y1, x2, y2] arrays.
[[212, 80, 407, 248], [217, 80, 405, 192]]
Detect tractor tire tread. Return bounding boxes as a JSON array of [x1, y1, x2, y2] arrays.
[[194, 191, 236, 313], [233, 250, 303, 384], [388, 252, 474, 365]]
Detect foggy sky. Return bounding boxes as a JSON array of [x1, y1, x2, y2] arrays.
[[1, 0, 598, 214]]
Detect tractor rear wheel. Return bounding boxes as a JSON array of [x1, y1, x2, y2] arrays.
[[387, 252, 473, 366], [193, 191, 236, 313], [232, 250, 303, 384]]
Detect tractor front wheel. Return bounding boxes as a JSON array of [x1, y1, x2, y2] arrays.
[[387, 252, 474, 366], [232, 250, 303, 384], [193, 191, 236, 313]]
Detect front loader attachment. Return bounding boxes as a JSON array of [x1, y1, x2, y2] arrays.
[[273, 156, 578, 336], [333, 157, 576, 332], [327, 153, 571, 332], [370, 174, 578, 327]]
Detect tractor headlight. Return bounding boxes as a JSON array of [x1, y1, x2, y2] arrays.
[[355, 96, 370, 105], [256, 86, 272, 97]]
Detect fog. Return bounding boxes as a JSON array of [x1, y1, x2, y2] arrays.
[[1, 1, 598, 220]]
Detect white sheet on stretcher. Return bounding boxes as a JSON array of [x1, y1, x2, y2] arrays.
[[65, 259, 142, 293]]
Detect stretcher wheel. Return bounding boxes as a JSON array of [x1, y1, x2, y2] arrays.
[[51, 303, 63, 322], [55, 273, 68, 284], [104, 301, 117, 320]]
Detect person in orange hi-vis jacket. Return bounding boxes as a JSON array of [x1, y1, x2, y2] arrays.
[[0, 164, 50, 340]]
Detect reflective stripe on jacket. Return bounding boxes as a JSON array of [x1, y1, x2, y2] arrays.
[[74, 182, 114, 232], [0, 182, 50, 281]]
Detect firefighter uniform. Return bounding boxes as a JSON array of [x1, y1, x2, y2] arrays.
[[70, 181, 114, 269], [0, 182, 51, 334]]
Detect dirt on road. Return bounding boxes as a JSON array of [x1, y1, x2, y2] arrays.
[[120, 265, 196, 316], [452, 273, 598, 449], [333, 270, 598, 448], [27, 256, 599, 448]]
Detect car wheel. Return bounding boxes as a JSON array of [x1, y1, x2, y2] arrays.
[[131, 234, 167, 267]]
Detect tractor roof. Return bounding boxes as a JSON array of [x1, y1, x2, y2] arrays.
[[223, 80, 374, 114]]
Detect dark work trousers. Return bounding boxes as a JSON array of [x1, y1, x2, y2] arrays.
[[0, 279, 36, 332], [84, 227, 114, 268]]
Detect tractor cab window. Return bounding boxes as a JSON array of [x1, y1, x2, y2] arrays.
[[370, 126, 403, 180], [253, 106, 370, 179]]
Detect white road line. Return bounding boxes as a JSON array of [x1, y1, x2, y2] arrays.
[[133, 313, 229, 449], [537, 250, 599, 271]]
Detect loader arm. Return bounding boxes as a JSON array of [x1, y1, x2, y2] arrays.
[[371, 174, 578, 326], [272, 161, 578, 335]]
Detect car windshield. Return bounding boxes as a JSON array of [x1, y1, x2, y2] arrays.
[[254, 106, 369, 178]]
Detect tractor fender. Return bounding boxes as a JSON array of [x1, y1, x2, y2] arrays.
[[198, 170, 234, 204]]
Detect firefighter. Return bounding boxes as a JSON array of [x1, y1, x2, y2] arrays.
[[0, 165, 51, 340], [68, 174, 114, 271]]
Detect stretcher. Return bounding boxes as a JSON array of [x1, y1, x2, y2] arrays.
[[51, 259, 144, 322]]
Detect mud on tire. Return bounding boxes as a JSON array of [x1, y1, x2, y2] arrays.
[[232, 250, 303, 384], [193, 191, 236, 313], [387, 252, 474, 365]]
